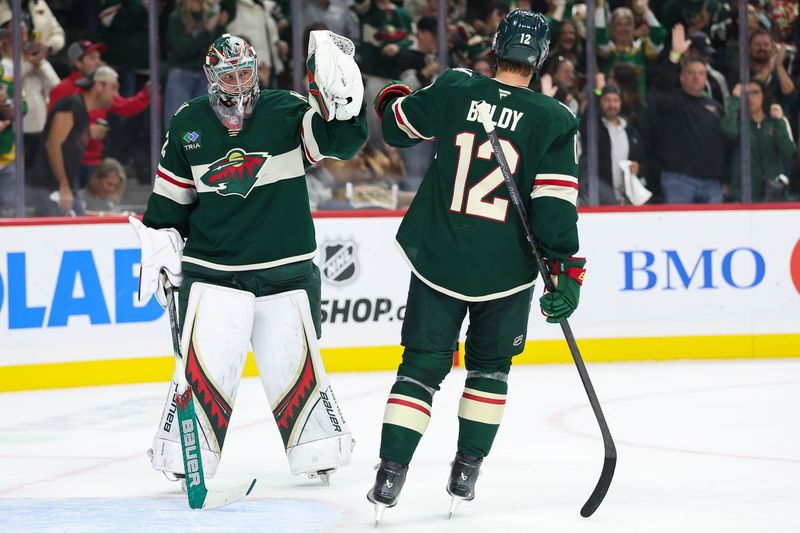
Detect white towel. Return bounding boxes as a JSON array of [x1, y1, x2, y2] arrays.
[[620, 160, 652, 206]]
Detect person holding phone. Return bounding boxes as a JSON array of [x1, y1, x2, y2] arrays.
[[49, 40, 153, 190], [29, 66, 119, 216]]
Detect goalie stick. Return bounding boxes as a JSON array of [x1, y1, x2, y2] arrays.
[[162, 272, 257, 510], [475, 101, 616, 518]]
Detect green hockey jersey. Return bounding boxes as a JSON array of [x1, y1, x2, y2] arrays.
[[143, 91, 367, 277], [382, 68, 580, 301]]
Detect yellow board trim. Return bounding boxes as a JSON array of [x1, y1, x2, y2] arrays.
[[1, 334, 799, 392]]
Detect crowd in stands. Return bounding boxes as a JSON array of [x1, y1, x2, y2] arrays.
[[0, 0, 798, 216]]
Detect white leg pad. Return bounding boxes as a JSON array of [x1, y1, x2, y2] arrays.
[[150, 282, 255, 477], [251, 289, 353, 476]]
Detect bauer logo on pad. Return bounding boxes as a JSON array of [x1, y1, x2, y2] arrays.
[[319, 239, 359, 286]]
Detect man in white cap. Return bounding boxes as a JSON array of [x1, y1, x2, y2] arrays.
[[30, 65, 119, 215], [50, 39, 151, 189]]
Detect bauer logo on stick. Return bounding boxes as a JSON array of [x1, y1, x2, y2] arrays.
[[320, 239, 359, 286]]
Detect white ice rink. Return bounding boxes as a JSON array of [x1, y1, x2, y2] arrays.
[[1, 359, 798, 533]]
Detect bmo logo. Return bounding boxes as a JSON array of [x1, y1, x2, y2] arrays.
[[621, 248, 766, 291]]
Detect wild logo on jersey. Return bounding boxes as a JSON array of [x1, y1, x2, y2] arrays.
[[199, 148, 270, 198]]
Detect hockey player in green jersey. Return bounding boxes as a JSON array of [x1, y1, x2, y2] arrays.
[[367, 10, 587, 522], [130, 33, 367, 488]]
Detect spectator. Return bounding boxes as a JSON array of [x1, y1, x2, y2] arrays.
[[48, 40, 104, 111], [770, 0, 798, 46], [484, 1, 510, 36], [471, 56, 494, 78], [302, 0, 360, 43], [597, 1, 666, 94], [609, 63, 645, 124], [722, 80, 796, 202], [19, 20, 59, 171], [450, 2, 507, 67], [354, 0, 414, 79], [687, 30, 729, 107], [0, 0, 65, 56], [29, 66, 119, 216], [580, 85, 648, 205], [549, 18, 584, 75], [98, 0, 172, 177], [0, 25, 27, 216], [391, 15, 439, 90], [742, 29, 796, 111], [607, 64, 652, 169], [353, 0, 414, 148], [388, 15, 438, 190], [163, 0, 229, 129], [714, 3, 766, 82], [79, 157, 127, 214], [651, 24, 726, 204], [541, 55, 584, 116], [228, 0, 286, 89], [97, 0, 151, 90], [661, 0, 715, 34], [541, 0, 569, 36], [49, 39, 151, 191]]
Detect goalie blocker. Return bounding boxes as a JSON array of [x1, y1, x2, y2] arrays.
[[150, 283, 353, 479]]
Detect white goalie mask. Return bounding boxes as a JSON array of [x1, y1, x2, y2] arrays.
[[204, 34, 260, 131]]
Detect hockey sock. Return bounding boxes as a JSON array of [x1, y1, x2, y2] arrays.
[[379, 377, 435, 465], [456, 373, 508, 457]]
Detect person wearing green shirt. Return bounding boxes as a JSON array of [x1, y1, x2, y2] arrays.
[[722, 80, 796, 202], [596, 0, 666, 95]]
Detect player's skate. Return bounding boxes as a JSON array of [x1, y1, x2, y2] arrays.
[[446, 451, 483, 518], [366, 459, 409, 526]]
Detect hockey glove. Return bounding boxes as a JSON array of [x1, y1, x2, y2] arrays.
[[539, 257, 586, 324], [129, 216, 184, 308], [374, 81, 412, 121], [306, 30, 364, 121]]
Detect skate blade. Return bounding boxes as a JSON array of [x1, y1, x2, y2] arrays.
[[374, 502, 387, 527], [308, 468, 335, 486], [448, 495, 465, 519]]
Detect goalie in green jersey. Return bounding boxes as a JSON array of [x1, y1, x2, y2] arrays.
[[130, 33, 367, 489], [367, 10, 588, 522]]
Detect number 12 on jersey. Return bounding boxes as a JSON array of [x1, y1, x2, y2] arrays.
[[449, 131, 520, 222]]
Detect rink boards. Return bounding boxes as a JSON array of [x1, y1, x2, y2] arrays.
[[1, 205, 799, 391]]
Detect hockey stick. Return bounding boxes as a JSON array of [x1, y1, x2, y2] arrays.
[[162, 272, 257, 510], [475, 102, 616, 518]]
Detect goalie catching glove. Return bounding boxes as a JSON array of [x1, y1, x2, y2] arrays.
[[129, 216, 184, 308], [374, 81, 412, 121], [306, 30, 364, 121], [539, 257, 586, 323]]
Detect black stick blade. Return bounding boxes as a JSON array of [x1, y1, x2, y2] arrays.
[[580, 452, 617, 517]]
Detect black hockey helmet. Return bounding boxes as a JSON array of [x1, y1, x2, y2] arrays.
[[491, 9, 551, 71]]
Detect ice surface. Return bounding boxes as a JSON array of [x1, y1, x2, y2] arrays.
[[1, 360, 798, 532]]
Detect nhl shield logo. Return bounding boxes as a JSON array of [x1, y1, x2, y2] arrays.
[[320, 239, 359, 286]]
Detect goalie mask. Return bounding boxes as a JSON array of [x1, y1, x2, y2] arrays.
[[204, 34, 260, 131]]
